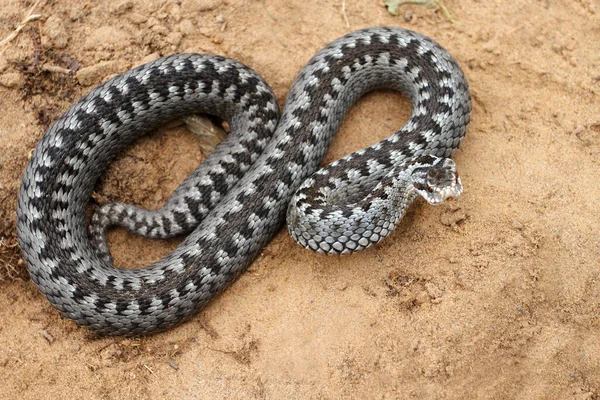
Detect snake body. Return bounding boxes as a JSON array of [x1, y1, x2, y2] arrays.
[[17, 27, 471, 335]]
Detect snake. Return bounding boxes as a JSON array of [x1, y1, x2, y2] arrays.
[[16, 27, 471, 336]]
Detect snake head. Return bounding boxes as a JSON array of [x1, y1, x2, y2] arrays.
[[409, 156, 463, 205]]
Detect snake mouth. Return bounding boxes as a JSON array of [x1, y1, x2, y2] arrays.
[[422, 176, 463, 205]]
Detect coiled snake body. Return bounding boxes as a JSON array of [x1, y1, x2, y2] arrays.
[[17, 27, 471, 335]]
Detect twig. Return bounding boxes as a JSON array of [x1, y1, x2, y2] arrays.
[[0, 0, 44, 54], [432, 0, 458, 23], [341, 0, 350, 29], [261, 1, 278, 23], [41, 64, 73, 74], [0, 237, 23, 282], [143, 364, 155, 374], [197, 313, 219, 339]]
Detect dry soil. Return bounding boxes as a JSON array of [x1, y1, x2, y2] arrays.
[[0, 0, 599, 399]]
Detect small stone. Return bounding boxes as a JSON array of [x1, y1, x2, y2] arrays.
[[42, 15, 69, 49], [152, 24, 169, 35], [146, 16, 159, 27], [128, 13, 147, 24], [179, 19, 195, 37], [403, 10, 413, 22], [198, 26, 212, 37], [215, 14, 225, 24], [531, 35, 544, 47], [110, 0, 133, 15], [139, 52, 161, 65], [181, 0, 221, 13], [425, 282, 443, 299], [169, 4, 182, 22], [447, 202, 461, 212], [166, 31, 182, 46], [482, 41, 496, 53], [416, 290, 430, 305]]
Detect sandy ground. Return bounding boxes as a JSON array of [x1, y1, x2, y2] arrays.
[[1, 0, 599, 398]]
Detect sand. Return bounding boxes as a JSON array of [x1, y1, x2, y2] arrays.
[[0, 0, 599, 398]]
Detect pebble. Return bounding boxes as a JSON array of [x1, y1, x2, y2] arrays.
[[132, 53, 161, 68], [128, 13, 147, 24], [166, 32, 182, 46], [198, 26, 213, 37], [179, 19, 196, 37], [424, 282, 443, 299], [146, 16, 159, 28], [140, 52, 161, 65], [110, 0, 133, 15], [180, 0, 221, 13], [42, 15, 69, 49], [169, 4, 182, 22], [152, 24, 169, 36]]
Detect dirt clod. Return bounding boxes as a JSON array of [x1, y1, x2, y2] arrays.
[[76, 60, 127, 86]]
